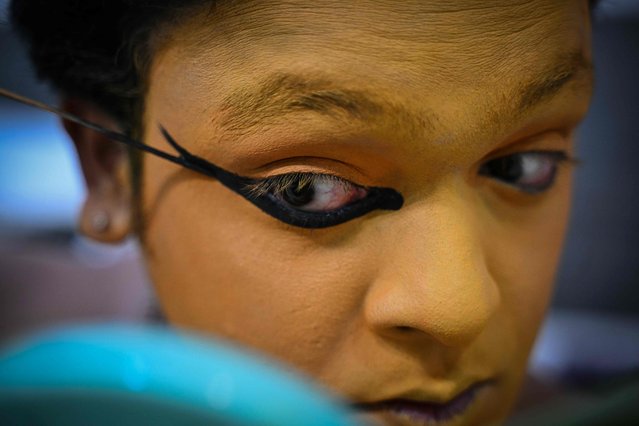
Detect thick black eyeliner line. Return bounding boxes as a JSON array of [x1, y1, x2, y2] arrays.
[[158, 124, 404, 227], [256, 186, 403, 229]]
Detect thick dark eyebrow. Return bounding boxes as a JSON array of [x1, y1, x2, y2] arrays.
[[217, 51, 592, 135], [515, 51, 594, 116], [218, 73, 433, 135]]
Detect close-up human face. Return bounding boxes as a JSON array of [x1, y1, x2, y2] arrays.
[[138, 1, 593, 424]]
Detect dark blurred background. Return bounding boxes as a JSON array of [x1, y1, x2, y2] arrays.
[[0, 0, 638, 421]]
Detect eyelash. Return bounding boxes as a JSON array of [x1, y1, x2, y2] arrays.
[[244, 172, 335, 198], [239, 172, 403, 229]]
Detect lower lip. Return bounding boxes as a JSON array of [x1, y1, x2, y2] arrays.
[[354, 382, 489, 425]]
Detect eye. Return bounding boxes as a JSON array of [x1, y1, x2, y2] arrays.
[[239, 172, 404, 229], [479, 150, 570, 193], [274, 174, 368, 212], [154, 125, 402, 228]]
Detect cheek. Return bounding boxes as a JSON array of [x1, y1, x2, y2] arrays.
[[469, 174, 573, 419], [142, 172, 377, 373], [485, 172, 573, 372], [510, 192, 570, 339]]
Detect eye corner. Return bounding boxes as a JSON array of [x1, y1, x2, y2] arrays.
[[372, 187, 404, 211]]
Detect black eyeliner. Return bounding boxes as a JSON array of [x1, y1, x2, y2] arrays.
[[159, 126, 404, 228]]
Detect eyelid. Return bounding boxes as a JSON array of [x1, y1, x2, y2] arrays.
[[243, 172, 358, 198], [516, 150, 580, 168], [245, 157, 377, 189], [483, 148, 577, 164]]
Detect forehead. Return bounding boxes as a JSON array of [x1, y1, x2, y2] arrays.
[[149, 0, 591, 148], [160, 0, 590, 76]]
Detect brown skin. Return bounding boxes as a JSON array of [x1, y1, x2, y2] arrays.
[[68, 1, 594, 424]]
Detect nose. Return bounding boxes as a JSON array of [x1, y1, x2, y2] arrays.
[[364, 184, 501, 348]]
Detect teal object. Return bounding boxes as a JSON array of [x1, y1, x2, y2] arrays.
[[0, 324, 359, 426]]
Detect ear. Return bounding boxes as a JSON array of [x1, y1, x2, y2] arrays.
[[62, 98, 133, 243]]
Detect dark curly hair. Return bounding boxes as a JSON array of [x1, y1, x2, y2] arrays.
[[10, 0, 213, 235], [10, 0, 206, 134]]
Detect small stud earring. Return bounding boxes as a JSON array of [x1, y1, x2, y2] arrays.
[[91, 210, 110, 233]]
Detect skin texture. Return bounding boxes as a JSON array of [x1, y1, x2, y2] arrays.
[[71, 1, 594, 424]]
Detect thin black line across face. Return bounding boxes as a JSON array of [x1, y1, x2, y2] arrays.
[[0, 88, 406, 229]]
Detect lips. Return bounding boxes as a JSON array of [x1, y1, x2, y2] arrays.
[[351, 380, 492, 425]]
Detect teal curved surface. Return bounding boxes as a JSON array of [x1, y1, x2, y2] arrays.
[[0, 324, 359, 426]]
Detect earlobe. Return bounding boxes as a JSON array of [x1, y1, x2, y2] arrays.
[[77, 179, 132, 243], [61, 98, 133, 243]]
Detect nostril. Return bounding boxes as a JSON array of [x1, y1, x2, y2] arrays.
[[395, 325, 414, 333]]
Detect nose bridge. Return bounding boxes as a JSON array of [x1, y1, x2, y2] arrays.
[[365, 185, 500, 348]]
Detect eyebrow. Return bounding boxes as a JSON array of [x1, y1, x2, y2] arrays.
[[515, 50, 593, 116], [217, 51, 593, 135], [218, 73, 433, 135]]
